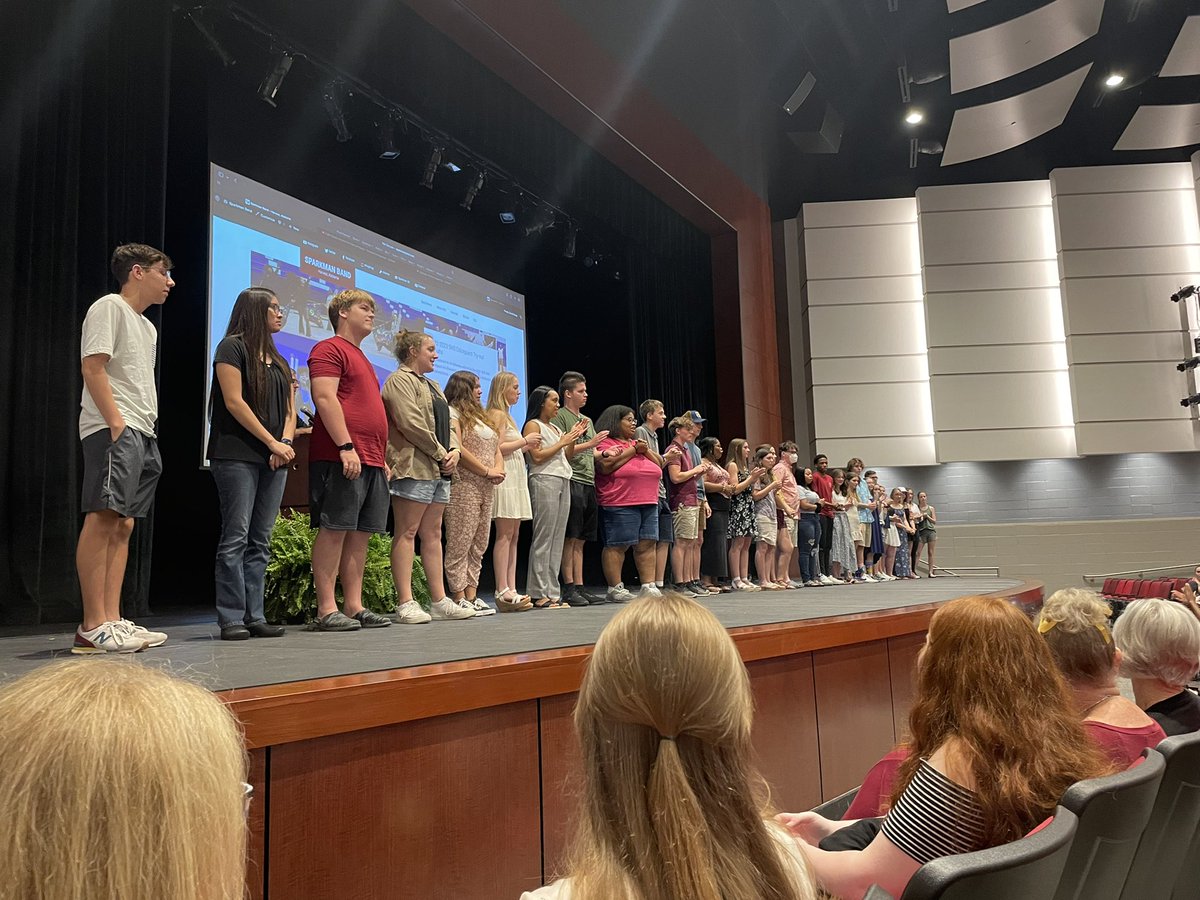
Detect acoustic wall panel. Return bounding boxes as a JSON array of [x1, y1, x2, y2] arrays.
[[799, 200, 937, 466], [916, 181, 1076, 461], [1050, 163, 1200, 455]]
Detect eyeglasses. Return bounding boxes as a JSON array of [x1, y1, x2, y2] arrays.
[[137, 264, 172, 279], [242, 781, 254, 818], [267, 303, 282, 313]]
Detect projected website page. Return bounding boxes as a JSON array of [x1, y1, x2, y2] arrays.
[[207, 163, 527, 435]]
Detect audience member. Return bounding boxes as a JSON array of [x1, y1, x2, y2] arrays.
[[553, 372, 609, 606], [914, 491, 937, 576], [207, 287, 293, 640], [486, 372, 536, 611], [635, 400, 682, 592], [444, 371, 505, 617], [593, 405, 663, 601], [522, 593, 816, 900], [778, 595, 1110, 898], [724, 438, 765, 592], [699, 436, 732, 592], [382, 330, 472, 623], [1114, 596, 1200, 736], [1037, 588, 1166, 766], [307, 289, 394, 631], [74, 244, 173, 654], [524, 387, 587, 609], [0, 660, 247, 900]]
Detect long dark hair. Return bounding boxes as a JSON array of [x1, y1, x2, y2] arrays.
[[526, 385, 557, 425], [221, 288, 290, 419]]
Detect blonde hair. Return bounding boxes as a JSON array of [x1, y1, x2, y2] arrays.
[[486, 371, 520, 433], [1036, 588, 1116, 686], [327, 287, 376, 331], [565, 593, 812, 900], [0, 661, 247, 900], [1113, 598, 1200, 688]]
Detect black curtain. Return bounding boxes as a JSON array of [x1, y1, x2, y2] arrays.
[[0, 0, 171, 624]]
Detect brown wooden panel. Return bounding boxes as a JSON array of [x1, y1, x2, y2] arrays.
[[748, 653, 822, 812], [539, 693, 580, 882], [246, 747, 267, 900], [887, 632, 925, 744], [279, 432, 310, 510], [813, 640, 897, 800], [266, 702, 542, 899]]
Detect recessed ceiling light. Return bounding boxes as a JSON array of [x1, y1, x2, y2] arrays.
[[905, 110, 924, 125], [1104, 73, 1124, 88]]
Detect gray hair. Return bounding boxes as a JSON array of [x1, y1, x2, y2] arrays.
[[1113, 599, 1200, 688]]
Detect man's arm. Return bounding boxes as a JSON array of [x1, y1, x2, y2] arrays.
[[81, 354, 124, 441], [311, 375, 361, 480]]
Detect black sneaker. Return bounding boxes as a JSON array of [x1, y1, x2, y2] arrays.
[[313, 611, 362, 632], [564, 584, 590, 608], [353, 609, 392, 628], [579, 586, 607, 605]]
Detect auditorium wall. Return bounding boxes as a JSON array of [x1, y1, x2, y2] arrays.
[[780, 161, 1200, 591]]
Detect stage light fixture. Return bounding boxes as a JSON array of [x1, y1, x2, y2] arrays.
[[905, 109, 924, 125], [186, 10, 234, 67], [257, 51, 293, 107], [1171, 285, 1197, 303], [1176, 356, 1200, 372], [420, 146, 443, 189], [1104, 73, 1125, 87], [460, 170, 485, 210], [378, 114, 401, 159], [1181, 393, 1200, 408], [562, 221, 579, 259], [321, 81, 352, 142], [443, 161, 463, 173], [498, 211, 516, 224], [523, 207, 556, 237]]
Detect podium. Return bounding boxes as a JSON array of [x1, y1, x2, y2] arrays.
[[279, 431, 311, 511]]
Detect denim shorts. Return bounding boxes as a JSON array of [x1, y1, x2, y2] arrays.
[[389, 476, 451, 505], [599, 504, 658, 547], [309, 462, 390, 533]]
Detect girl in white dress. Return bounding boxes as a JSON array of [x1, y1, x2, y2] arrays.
[[486, 372, 536, 611]]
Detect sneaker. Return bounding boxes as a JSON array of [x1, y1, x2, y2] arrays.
[[563, 584, 590, 608], [456, 598, 484, 618], [819, 574, 837, 586], [638, 584, 663, 598], [689, 581, 714, 596], [431, 597, 476, 620], [669, 582, 697, 598], [394, 601, 432, 624], [72, 621, 147, 655], [314, 611, 361, 631], [805, 580, 822, 587], [352, 609, 392, 628], [116, 619, 168, 648], [787, 579, 805, 589], [579, 586, 607, 606], [852, 575, 868, 584], [606, 584, 636, 603], [470, 598, 497, 617]]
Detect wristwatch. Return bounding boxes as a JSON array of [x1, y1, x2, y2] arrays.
[[280, 438, 293, 446], [337, 442, 355, 452]]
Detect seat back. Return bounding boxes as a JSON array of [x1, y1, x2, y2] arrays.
[[1148, 581, 1172, 599], [1116, 580, 1136, 598], [1119, 731, 1200, 900], [812, 785, 860, 820], [1101, 578, 1116, 596], [900, 807, 1077, 900], [1135, 580, 1156, 599], [1052, 749, 1165, 900]]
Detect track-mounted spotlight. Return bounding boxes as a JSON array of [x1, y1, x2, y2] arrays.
[[257, 51, 293, 107]]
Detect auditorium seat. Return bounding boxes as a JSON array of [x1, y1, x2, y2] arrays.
[[1116, 580, 1136, 599], [1135, 580, 1156, 599], [1101, 578, 1117, 598], [1147, 581, 1172, 599], [1052, 748, 1165, 900], [897, 807, 1077, 900], [812, 786, 860, 820], [1119, 730, 1200, 900]]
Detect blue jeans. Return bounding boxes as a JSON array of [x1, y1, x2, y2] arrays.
[[797, 513, 820, 582], [211, 459, 288, 627]]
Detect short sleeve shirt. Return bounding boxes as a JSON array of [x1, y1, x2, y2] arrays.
[[882, 760, 987, 865], [308, 336, 388, 468], [207, 336, 291, 463], [552, 407, 595, 485], [773, 462, 799, 515], [79, 294, 159, 439], [635, 424, 667, 501], [594, 437, 662, 507], [857, 480, 874, 523], [666, 437, 699, 510]]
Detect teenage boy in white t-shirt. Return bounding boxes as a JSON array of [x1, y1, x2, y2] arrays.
[[73, 244, 175, 653]]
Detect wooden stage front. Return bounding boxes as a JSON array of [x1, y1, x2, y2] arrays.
[[215, 578, 1044, 900]]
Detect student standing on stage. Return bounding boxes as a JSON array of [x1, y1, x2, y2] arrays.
[[307, 289, 395, 632], [74, 244, 173, 654], [773, 441, 802, 589], [811, 454, 837, 584], [553, 371, 609, 606], [666, 416, 709, 597], [847, 457, 876, 581], [207, 287, 294, 641], [635, 399, 682, 591], [486, 372, 536, 611]]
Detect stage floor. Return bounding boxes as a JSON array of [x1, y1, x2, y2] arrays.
[[0, 576, 1020, 691]]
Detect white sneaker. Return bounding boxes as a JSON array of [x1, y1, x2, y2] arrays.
[[787, 579, 805, 589], [117, 618, 168, 648], [805, 580, 822, 587], [607, 584, 636, 603], [431, 597, 476, 620], [395, 600, 432, 624], [470, 598, 497, 616], [638, 584, 662, 598], [72, 621, 147, 654], [819, 574, 837, 586]]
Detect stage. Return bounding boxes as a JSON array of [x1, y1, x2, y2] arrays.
[[0, 576, 1042, 900]]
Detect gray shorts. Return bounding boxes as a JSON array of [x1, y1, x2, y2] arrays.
[[81, 428, 162, 518], [309, 461, 390, 533], [389, 476, 451, 505]]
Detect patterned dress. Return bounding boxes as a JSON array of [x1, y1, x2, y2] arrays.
[[893, 510, 913, 577], [728, 467, 757, 539], [444, 409, 499, 592], [830, 494, 858, 573]]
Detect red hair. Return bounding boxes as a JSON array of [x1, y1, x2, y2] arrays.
[[890, 596, 1111, 845]]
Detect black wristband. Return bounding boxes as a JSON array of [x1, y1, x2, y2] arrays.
[[337, 442, 355, 452], [280, 438, 293, 446]]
